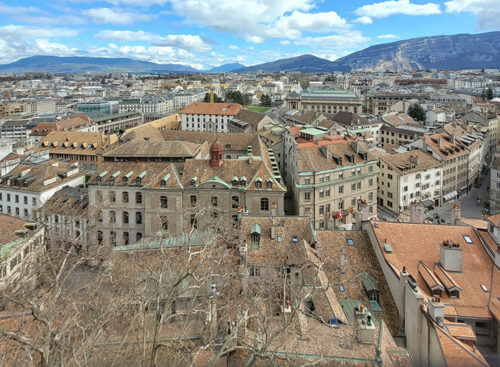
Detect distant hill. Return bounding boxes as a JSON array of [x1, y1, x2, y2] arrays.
[[233, 31, 500, 73], [233, 55, 336, 73], [331, 31, 500, 72], [2, 32, 499, 74], [0, 55, 199, 74], [206, 63, 245, 73]]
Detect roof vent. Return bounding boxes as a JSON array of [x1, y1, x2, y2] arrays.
[[292, 235, 298, 243]]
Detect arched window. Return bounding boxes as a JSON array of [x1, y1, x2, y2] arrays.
[[261, 198, 269, 211], [267, 180, 273, 189], [255, 181, 262, 189]]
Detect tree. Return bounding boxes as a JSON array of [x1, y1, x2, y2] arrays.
[[487, 87, 494, 100], [260, 94, 272, 106], [203, 93, 222, 103], [481, 89, 487, 100], [408, 103, 426, 122], [225, 91, 245, 105]]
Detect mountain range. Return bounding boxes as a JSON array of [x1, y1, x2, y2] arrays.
[[0, 32, 499, 74]]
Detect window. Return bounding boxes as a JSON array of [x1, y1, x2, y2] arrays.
[[388, 174, 393, 180], [319, 190, 324, 199], [15, 195, 19, 203], [160, 196, 168, 209], [326, 189, 331, 197], [211, 196, 218, 207], [351, 183, 356, 191], [136, 212, 142, 224], [123, 232, 129, 245], [23, 196, 27, 205], [368, 192, 373, 201], [249, 264, 260, 277], [255, 180, 262, 189], [190, 195, 197, 207], [161, 216, 168, 230], [136, 232, 143, 242], [135, 192, 142, 204], [24, 209, 28, 217], [338, 200, 344, 210], [463, 235, 473, 244], [190, 214, 198, 228], [15, 207, 19, 216], [110, 211, 116, 223], [122, 192, 129, 203], [357, 181, 361, 190], [7, 194, 10, 202], [123, 211, 129, 224], [304, 192, 311, 201], [267, 181, 272, 189], [369, 178, 373, 186], [251, 233, 261, 250], [319, 205, 324, 215], [232, 196, 239, 209], [305, 177, 311, 184], [261, 198, 269, 211], [339, 185, 344, 194], [109, 191, 116, 202]]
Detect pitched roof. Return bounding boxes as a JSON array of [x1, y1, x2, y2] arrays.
[[382, 113, 422, 127], [230, 109, 267, 126], [31, 115, 92, 136], [331, 111, 370, 126], [378, 149, 442, 175], [370, 221, 497, 319], [103, 140, 203, 158], [180, 102, 242, 116]]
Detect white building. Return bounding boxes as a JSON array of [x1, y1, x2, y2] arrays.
[[180, 102, 242, 133], [119, 97, 168, 115], [0, 160, 85, 221]]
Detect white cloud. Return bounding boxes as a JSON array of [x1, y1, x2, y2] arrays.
[[356, 0, 441, 18], [0, 26, 80, 63], [168, 0, 349, 43], [294, 31, 368, 49], [0, 2, 39, 14], [445, 0, 500, 30], [280, 40, 291, 45], [94, 30, 212, 51], [378, 34, 400, 39], [83, 8, 150, 24], [229, 45, 239, 49], [355, 16, 373, 24]]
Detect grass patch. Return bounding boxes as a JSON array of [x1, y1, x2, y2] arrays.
[[246, 105, 271, 113]]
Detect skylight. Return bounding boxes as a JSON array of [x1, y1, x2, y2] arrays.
[[463, 235, 473, 244], [347, 237, 354, 246]]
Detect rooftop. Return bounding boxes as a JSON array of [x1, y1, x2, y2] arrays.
[[181, 102, 242, 116]]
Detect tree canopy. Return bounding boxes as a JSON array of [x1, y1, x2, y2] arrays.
[[408, 103, 426, 122]]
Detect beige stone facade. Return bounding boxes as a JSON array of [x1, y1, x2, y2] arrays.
[[285, 89, 362, 114]]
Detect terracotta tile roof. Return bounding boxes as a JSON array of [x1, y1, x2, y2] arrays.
[[457, 218, 488, 230], [296, 140, 374, 172], [371, 221, 495, 319], [382, 113, 421, 127], [435, 326, 488, 367], [231, 109, 267, 126], [424, 133, 469, 160], [122, 125, 164, 142], [125, 113, 181, 134], [31, 115, 92, 136], [444, 322, 476, 340], [486, 213, 500, 227], [103, 140, 203, 158], [88, 161, 182, 189], [418, 261, 444, 292], [315, 230, 401, 335], [161, 130, 258, 152], [33, 131, 118, 155], [331, 111, 370, 126], [378, 149, 442, 175], [0, 215, 34, 247], [0, 160, 83, 193], [180, 102, 242, 116]]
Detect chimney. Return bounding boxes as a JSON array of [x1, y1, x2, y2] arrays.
[[409, 154, 419, 166], [440, 240, 462, 272], [271, 218, 276, 240], [438, 137, 442, 149], [239, 244, 248, 296], [428, 296, 444, 326], [248, 154, 253, 166], [356, 305, 376, 344], [451, 203, 461, 225], [409, 201, 425, 224], [271, 202, 277, 217]]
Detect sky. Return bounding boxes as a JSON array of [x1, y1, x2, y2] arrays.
[[0, 0, 498, 70]]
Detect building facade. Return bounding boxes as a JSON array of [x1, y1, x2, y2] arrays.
[[180, 102, 242, 133], [285, 89, 362, 114]]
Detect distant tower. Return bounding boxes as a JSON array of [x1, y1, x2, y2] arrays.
[[210, 137, 224, 168], [210, 85, 215, 104]]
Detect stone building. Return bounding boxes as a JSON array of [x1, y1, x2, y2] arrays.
[[180, 102, 242, 133], [490, 154, 500, 214], [376, 149, 443, 215], [285, 89, 362, 114], [87, 136, 285, 246]]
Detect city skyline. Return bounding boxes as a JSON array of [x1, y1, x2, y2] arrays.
[[0, 0, 498, 69]]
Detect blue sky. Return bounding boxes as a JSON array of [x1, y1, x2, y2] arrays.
[[0, 0, 498, 69]]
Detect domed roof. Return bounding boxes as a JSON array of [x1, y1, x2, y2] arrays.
[[211, 137, 223, 151]]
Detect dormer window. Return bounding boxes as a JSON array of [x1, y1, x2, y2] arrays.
[[160, 180, 166, 187], [267, 180, 273, 189], [255, 181, 262, 189], [251, 223, 261, 250], [122, 177, 128, 184], [240, 177, 247, 186], [232, 176, 238, 186], [135, 177, 142, 185]]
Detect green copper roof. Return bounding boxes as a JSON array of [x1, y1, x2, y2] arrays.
[[251, 223, 261, 235]]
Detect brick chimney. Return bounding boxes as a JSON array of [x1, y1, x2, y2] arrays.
[[440, 240, 462, 272], [451, 203, 461, 225]]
